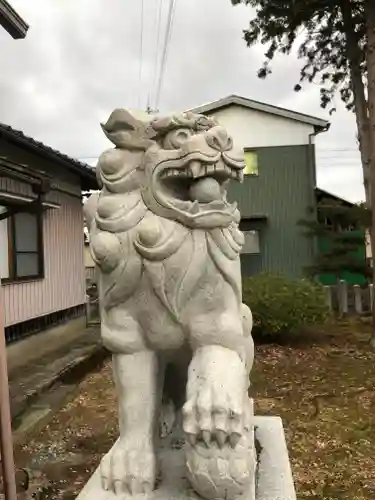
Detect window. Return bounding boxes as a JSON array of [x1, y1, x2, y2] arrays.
[[242, 230, 260, 254], [243, 150, 258, 176], [0, 206, 44, 281], [0, 207, 9, 279]]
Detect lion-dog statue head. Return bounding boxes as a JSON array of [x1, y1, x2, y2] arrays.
[[93, 109, 245, 230]]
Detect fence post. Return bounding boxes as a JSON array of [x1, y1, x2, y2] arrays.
[[324, 286, 333, 312], [353, 285, 363, 315], [338, 280, 348, 316], [369, 284, 373, 312], [85, 294, 91, 326]]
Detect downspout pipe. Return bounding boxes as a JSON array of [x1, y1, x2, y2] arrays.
[[309, 123, 331, 188], [308, 123, 331, 268]]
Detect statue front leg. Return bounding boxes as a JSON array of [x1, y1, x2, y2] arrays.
[[100, 350, 160, 496], [183, 312, 255, 500]]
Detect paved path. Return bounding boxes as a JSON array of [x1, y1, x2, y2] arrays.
[[7, 325, 106, 437]]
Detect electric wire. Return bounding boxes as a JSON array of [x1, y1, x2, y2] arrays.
[[154, 0, 177, 112], [147, 0, 164, 112], [138, 0, 145, 109], [75, 149, 362, 161]]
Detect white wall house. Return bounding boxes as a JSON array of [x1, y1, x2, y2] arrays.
[[187, 95, 328, 149], [187, 95, 329, 275]]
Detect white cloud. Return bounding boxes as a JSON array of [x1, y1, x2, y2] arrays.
[[1, 0, 364, 201]]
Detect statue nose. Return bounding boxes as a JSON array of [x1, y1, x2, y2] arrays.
[[205, 126, 233, 152]]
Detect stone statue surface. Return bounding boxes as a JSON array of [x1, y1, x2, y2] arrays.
[[84, 109, 256, 500]]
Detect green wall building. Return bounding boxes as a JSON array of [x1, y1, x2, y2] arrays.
[[189, 95, 330, 278]]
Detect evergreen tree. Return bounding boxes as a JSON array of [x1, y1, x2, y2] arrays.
[[298, 202, 371, 281], [231, 0, 375, 346]]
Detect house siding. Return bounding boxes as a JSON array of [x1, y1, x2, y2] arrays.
[[228, 145, 317, 279], [210, 104, 315, 148], [0, 139, 82, 198], [0, 177, 86, 327]]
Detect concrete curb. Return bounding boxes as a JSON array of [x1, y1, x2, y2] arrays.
[[11, 344, 108, 436]]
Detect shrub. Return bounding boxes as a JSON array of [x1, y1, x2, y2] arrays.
[[242, 273, 329, 340]]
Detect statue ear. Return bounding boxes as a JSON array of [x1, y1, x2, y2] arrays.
[[101, 109, 157, 149], [102, 109, 142, 134]]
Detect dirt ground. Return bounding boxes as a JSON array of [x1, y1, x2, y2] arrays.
[[12, 319, 375, 500]]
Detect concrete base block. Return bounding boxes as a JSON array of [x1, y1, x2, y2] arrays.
[[254, 417, 296, 500], [76, 416, 296, 500]]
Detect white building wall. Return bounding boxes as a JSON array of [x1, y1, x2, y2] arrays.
[[209, 104, 315, 148]]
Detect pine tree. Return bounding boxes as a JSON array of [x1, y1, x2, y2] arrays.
[[231, 0, 375, 346], [298, 202, 371, 281]]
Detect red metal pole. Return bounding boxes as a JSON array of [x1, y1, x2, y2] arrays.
[[0, 281, 17, 500]]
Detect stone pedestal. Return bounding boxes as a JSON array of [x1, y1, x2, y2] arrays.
[[76, 416, 296, 500]]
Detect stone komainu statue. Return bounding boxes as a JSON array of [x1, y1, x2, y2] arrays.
[[84, 109, 255, 500]]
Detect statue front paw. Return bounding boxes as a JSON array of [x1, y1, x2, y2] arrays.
[[100, 438, 156, 495], [182, 346, 250, 448]]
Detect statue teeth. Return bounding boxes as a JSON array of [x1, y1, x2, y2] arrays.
[[189, 161, 201, 178], [206, 164, 215, 175], [208, 200, 224, 209], [170, 169, 183, 176], [190, 200, 200, 213]]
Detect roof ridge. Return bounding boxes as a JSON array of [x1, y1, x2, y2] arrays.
[[186, 94, 329, 128], [0, 122, 95, 176]]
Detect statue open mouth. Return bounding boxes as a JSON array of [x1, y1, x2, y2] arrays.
[[149, 151, 244, 228]]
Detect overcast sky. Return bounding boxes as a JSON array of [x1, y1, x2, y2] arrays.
[[1, 0, 364, 202]]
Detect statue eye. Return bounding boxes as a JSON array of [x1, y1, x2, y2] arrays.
[[163, 128, 193, 149]]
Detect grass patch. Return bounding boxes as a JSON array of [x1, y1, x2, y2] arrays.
[[13, 319, 375, 499], [252, 319, 375, 499]]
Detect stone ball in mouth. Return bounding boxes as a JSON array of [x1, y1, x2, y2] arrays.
[[189, 177, 222, 203]]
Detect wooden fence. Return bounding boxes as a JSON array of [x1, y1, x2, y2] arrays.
[[85, 266, 96, 282], [85, 272, 100, 325], [325, 281, 373, 316]]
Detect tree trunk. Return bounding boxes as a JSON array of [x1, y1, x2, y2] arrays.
[[341, 0, 371, 205], [365, 0, 375, 348]]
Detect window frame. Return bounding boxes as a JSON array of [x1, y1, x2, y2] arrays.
[[241, 229, 261, 255], [243, 148, 259, 176], [1, 205, 44, 283]]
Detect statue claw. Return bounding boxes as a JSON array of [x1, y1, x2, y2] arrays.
[[100, 439, 156, 496], [186, 433, 196, 446], [202, 430, 211, 447], [229, 432, 241, 449], [216, 430, 227, 448]]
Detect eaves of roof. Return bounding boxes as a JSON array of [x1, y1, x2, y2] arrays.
[[186, 94, 330, 132], [0, 123, 97, 190], [0, 0, 28, 39]]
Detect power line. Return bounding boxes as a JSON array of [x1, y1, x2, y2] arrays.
[[154, 0, 177, 112], [147, 0, 164, 112], [317, 147, 360, 152], [75, 146, 363, 161], [138, 0, 145, 109], [75, 151, 361, 161], [317, 153, 361, 157]]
